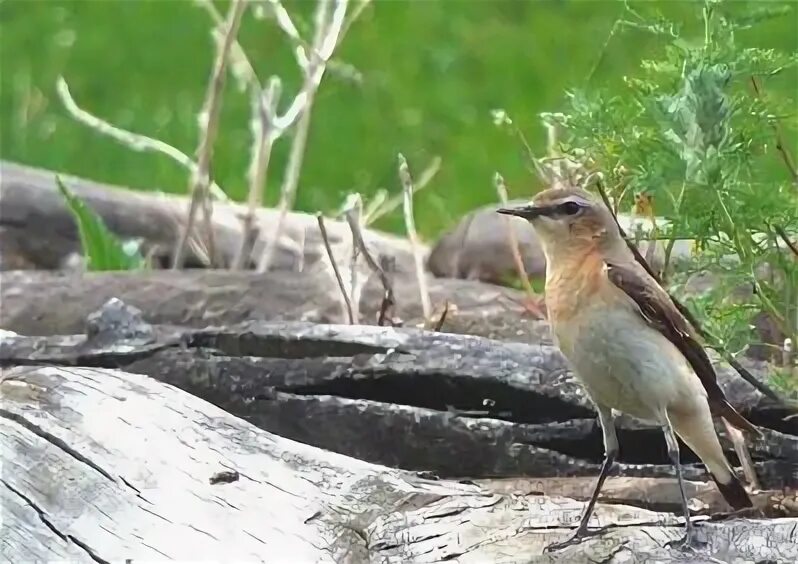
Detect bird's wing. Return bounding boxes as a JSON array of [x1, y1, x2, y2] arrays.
[[604, 260, 760, 436]]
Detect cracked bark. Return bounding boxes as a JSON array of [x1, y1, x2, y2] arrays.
[[2, 362, 796, 562], [2, 298, 796, 561]]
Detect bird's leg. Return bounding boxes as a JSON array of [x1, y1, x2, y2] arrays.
[[662, 418, 707, 552], [545, 406, 617, 552]]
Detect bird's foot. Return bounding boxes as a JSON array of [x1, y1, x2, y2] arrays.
[[665, 527, 708, 553], [543, 525, 611, 553]]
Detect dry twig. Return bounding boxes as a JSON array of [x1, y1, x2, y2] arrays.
[[345, 203, 396, 326], [430, 301, 450, 332], [173, 0, 246, 269], [317, 213, 354, 324], [494, 172, 540, 306], [232, 78, 282, 270], [257, 0, 352, 272], [774, 225, 798, 258], [364, 156, 442, 225], [194, 0, 261, 91], [344, 195, 363, 324], [397, 153, 432, 321], [55, 77, 228, 202], [377, 256, 398, 326]]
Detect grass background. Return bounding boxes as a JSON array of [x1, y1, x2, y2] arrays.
[[1, 0, 796, 240]]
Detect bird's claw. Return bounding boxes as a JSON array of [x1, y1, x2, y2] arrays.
[[543, 526, 610, 553], [665, 530, 708, 552]]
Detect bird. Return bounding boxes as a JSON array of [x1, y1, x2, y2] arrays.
[[496, 186, 761, 552]]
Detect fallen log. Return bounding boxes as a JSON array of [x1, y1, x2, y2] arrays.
[[0, 160, 419, 272], [0, 268, 552, 343], [2, 364, 796, 563], [2, 300, 794, 493]]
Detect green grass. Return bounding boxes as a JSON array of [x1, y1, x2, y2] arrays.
[[1, 0, 796, 241]]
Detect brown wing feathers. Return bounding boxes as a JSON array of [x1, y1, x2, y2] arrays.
[[605, 262, 761, 437]]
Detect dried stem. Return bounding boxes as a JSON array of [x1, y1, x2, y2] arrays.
[[431, 301, 450, 332], [774, 225, 798, 258], [595, 180, 793, 408], [376, 256, 397, 326], [232, 78, 282, 270], [345, 196, 363, 324], [397, 153, 432, 321], [750, 76, 798, 186], [317, 213, 354, 324], [364, 156, 442, 225], [56, 77, 228, 202], [194, 0, 261, 91], [173, 0, 246, 269], [722, 420, 761, 490], [257, 0, 351, 272], [494, 172, 537, 301], [345, 204, 396, 325]]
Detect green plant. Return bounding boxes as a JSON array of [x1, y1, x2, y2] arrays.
[[56, 176, 147, 271], [549, 0, 798, 392]]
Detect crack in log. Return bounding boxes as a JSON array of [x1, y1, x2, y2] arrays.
[[283, 369, 590, 424], [66, 536, 111, 564], [190, 332, 397, 359], [2, 479, 68, 542], [0, 408, 118, 485], [3, 478, 112, 564]]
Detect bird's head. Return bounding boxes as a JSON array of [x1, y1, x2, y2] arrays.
[[497, 187, 623, 257]]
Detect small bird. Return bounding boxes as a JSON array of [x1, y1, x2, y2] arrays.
[[497, 187, 760, 552]]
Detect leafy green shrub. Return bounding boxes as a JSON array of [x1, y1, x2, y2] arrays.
[[548, 0, 797, 390], [56, 176, 146, 271]]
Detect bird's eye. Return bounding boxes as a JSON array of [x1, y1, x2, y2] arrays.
[[561, 201, 581, 215]]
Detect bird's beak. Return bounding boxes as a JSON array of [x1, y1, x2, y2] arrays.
[[496, 204, 545, 220]]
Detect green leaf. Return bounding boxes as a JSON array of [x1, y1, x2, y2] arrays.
[[55, 176, 146, 271]]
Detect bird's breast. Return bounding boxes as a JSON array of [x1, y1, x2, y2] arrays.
[[552, 302, 702, 419]]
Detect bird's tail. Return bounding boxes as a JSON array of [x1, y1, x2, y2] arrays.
[[671, 407, 754, 510], [709, 470, 753, 510]]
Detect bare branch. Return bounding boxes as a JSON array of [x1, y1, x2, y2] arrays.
[[317, 213, 354, 324], [194, 0, 261, 91], [494, 172, 538, 303], [257, 0, 351, 272], [345, 201, 396, 325], [431, 300, 450, 332], [173, 0, 247, 269], [398, 153, 432, 321], [264, 0, 310, 70], [376, 256, 398, 326], [345, 195, 363, 324], [340, 0, 373, 39], [722, 419, 761, 490], [365, 155, 441, 225], [55, 77, 228, 202], [774, 225, 798, 258], [232, 78, 282, 270]]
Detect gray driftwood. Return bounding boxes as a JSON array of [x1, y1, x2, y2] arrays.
[[2, 364, 797, 563], [0, 160, 419, 272], [2, 301, 794, 493], [0, 268, 551, 343]]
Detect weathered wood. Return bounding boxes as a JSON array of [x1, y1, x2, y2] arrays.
[[2, 364, 796, 563], [477, 476, 798, 517], [0, 160, 418, 272], [2, 311, 794, 492], [0, 268, 551, 343]]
